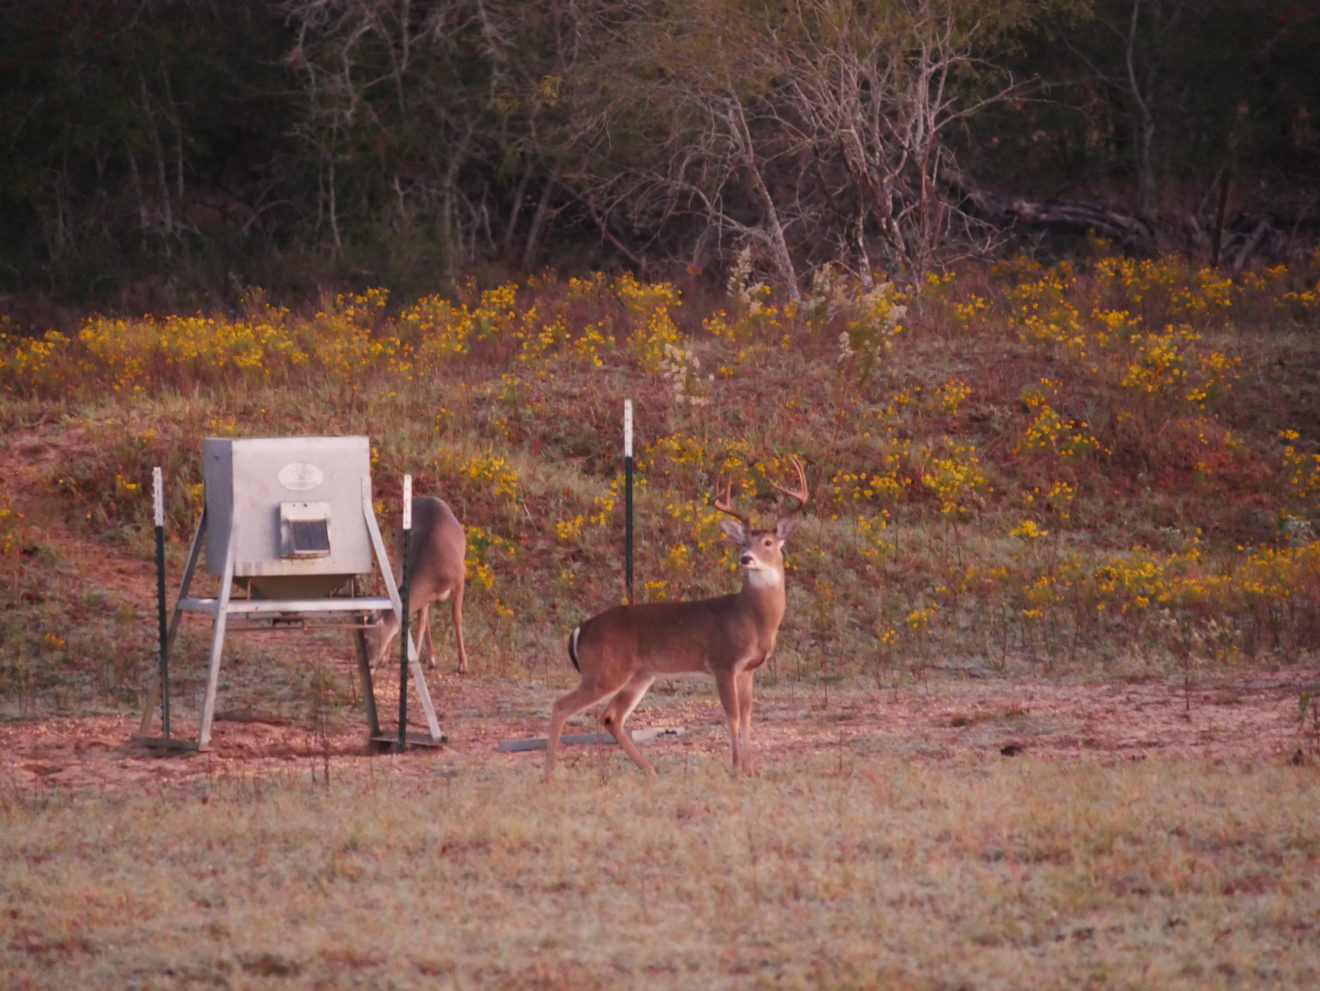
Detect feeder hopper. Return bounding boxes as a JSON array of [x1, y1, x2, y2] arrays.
[[138, 436, 443, 751]]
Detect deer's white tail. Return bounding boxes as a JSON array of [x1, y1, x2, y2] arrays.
[[567, 625, 583, 673]]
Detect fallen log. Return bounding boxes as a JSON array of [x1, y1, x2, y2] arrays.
[[943, 168, 1155, 253]]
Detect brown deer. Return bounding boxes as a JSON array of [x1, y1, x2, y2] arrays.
[[544, 457, 808, 781], [369, 495, 469, 673]]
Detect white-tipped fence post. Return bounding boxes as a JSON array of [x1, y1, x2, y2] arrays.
[[397, 474, 412, 750], [152, 467, 171, 739], [624, 400, 635, 604]]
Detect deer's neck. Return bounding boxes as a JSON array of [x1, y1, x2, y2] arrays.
[[744, 566, 784, 591], [739, 567, 787, 621]]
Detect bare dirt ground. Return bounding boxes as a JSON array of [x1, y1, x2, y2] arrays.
[[1, 428, 1316, 793], [2, 665, 1316, 792], [1, 482, 1316, 791]]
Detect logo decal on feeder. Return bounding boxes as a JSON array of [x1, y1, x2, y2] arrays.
[[278, 462, 325, 492]]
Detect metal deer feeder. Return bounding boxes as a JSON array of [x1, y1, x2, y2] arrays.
[[138, 435, 443, 751]]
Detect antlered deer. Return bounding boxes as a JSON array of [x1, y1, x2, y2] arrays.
[[545, 457, 808, 781], [369, 495, 469, 673]]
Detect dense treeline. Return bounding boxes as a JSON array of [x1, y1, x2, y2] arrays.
[[2, 0, 1317, 316]]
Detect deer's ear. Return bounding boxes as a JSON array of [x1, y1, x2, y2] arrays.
[[719, 519, 746, 544], [776, 517, 796, 541]]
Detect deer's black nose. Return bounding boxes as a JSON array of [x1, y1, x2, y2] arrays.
[[740, 554, 753, 565]]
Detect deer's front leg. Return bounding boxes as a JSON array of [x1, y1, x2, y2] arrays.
[[451, 588, 468, 674], [735, 668, 757, 775], [714, 670, 744, 775]]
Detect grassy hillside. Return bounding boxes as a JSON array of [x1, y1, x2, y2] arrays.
[[1, 252, 1318, 717]]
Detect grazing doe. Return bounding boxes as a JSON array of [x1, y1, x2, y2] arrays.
[[545, 457, 809, 781], [369, 495, 469, 673]]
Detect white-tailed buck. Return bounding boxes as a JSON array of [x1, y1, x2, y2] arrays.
[[369, 495, 469, 673], [545, 457, 809, 781]]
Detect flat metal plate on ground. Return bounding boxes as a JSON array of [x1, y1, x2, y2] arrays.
[[497, 727, 686, 752], [135, 735, 202, 753], [369, 731, 448, 749]]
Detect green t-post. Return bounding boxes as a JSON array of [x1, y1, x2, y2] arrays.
[[624, 400, 634, 604], [153, 467, 171, 739], [397, 475, 412, 751]]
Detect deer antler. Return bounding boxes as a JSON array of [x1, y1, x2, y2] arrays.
[[711, 475, 751, 529], [769, 455, 810, 522]]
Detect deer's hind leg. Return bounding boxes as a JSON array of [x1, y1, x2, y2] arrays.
[[600, 673, 657, 779], [546, 673, 630, 783], [415, 603, 435, 669]]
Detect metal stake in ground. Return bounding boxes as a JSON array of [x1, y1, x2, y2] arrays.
[[624, 399, 634, 604], [397, 474, 412, 751], [153, 467, 171, 740]]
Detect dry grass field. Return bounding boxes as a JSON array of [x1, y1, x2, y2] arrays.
[[2, 254, 1319, 986], [2, 667, 1317, 989], [0, 688, 1316, 989]]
